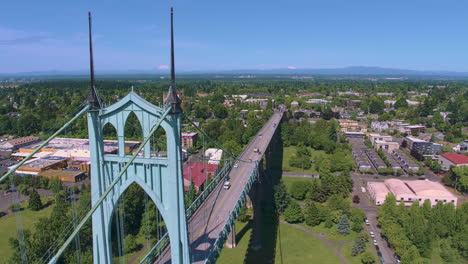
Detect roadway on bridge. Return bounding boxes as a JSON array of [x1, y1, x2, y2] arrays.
[[160, 110, 283, 263]]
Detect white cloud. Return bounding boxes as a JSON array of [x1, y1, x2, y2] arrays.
[[158, 65, 169, 70], [287, 66, 297, 69]]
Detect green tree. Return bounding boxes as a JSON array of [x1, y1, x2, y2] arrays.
[[213, 104, 228, 119], [337, 215, 350, 235], [307, 180, 327, 202], [290, 180, 309, 200], [352, 236, 367, 256], [394, 98, 408, 109], [303, 199, 322, 226], [124, 234, 140, 253], [284, 201, 304, 223], [28, 188, 42, 211], [48, 177, 63, 193], [274, 180, 291, 214], [360, 251, 375, 264], [237, 205, 250, 222]]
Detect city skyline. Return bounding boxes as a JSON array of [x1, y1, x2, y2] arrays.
[[2, 0, 468, 73]]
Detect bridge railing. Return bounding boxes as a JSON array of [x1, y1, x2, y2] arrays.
[[139, 158, 234, 264], [204, 161, 260, 264], [186, 158, 234, 219]]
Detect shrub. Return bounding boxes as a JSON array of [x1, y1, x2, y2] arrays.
[[284, 201, 304, 223]]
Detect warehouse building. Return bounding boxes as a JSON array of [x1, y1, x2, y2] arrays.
[[367, 179, 458, 206]]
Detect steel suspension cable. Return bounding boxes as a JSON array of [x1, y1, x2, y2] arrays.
[[48, 106, 171, 264]]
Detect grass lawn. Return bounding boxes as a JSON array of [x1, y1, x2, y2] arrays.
[[282, 176, 317, 194], [299, 222, 361, 242], [275, 222, 341, 264], [0, 196, 55, 263], [282, 146, 326, 174], [341, 240, 377, 264], [217, 220, 252, 264]]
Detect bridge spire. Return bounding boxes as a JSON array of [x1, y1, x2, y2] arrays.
[[86, 11, 102, 109], [165, 7, 182, 113]]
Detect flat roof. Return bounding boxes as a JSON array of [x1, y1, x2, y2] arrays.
[[405, 180, 456, 198], [385, 179, 415, 197]]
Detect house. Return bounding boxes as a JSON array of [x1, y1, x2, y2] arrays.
[[183, 162, 218, 192], [181, 132, 198, 149], [290, 101, 299, 108], [438, 153, 468, 171], [453, 142, 468, 152]]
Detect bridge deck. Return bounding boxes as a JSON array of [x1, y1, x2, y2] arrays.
[[159, 110, 283, 263]]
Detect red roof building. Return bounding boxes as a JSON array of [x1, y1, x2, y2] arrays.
[[438, 153, 468, 171], [183, 162, 218, 191]]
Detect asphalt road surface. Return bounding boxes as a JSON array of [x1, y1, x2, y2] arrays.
[[158, 110, 284, 263]]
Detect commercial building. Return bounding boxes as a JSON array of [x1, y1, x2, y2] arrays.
[[367, 182, 391, 205], [344, 132, 366, 139], [367, 179, 458, 206], [391, 149, 420, 172], [365, 149, 387, 170], [338, 119, 367, 133], [381, 151, 402, 172], [0, 136, 41, 150], [38, 169, 86, 183], [406, 136, 442, 155], [305, 99, 331, 104], [398, 125, 425, 135], [15, 156, 68, 176], [374, 141, 399, 152], [181, 132, 198, 149], [204, 148, 223, 165], [437, 153, 468, 171], [369, 134, 393, 145]]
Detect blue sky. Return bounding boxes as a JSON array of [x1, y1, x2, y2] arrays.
[[1, 0, 468, 73]]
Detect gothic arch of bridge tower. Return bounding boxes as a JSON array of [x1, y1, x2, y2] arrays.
[[87, 91, 190, 264], [86, 7, 190, 264]]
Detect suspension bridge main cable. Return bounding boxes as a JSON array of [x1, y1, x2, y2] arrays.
[[48, 106, 172, 264]]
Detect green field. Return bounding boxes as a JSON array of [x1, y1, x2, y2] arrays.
[[219, 221, 344, 264], [275, 222, 341, 264], [282, 146, 326, 174], [282, 176, 317, 193], [217, 220, 253, 264], [0, 196, 54, 263]]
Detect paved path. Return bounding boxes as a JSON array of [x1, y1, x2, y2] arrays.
[[280, 220, 351, 264], [281, 172, 319, 178]]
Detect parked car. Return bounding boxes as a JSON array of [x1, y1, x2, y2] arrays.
[[370, 231, 375, 238], [234, 163, 239, 168], [365, 219, 370, 225], [373, 239, 378, 246]]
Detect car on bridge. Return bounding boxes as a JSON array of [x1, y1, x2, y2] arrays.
[[223, 181, 231, 190]]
